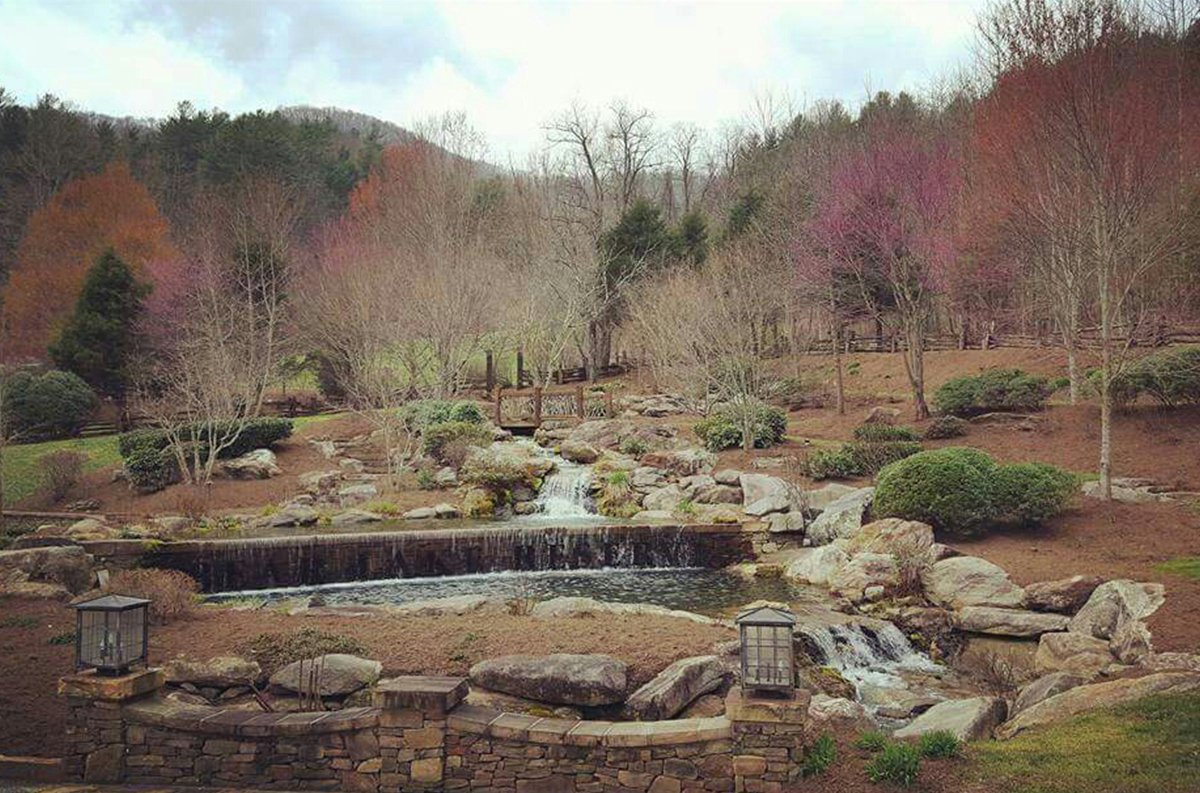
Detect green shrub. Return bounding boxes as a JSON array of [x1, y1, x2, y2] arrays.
[[400, 399, 486, 432], [923, 415, 968, 440], [853, 424, 919, 442], [449, 401, 486, 424], [875, 447, 1074, 535], [236, 627, 369, 674], [991, 463, 1077, 525], [873, 447, 998, 534], [422, 421, 491, 463], [802, 733, 838, 777], [854, 731, 889, 752], [866, 742, 920, 786], [116, 418, 292, 493], [460, 452, 532, 491], [124, 446, 181, 493], [693, 403, 786, 452], [118, 428, 166, 458], [1, 369, 97, 440], [620, 437, 649, 457], [1048, 375, 1072, 392], [806, 447, 863, 480], [805, 441, 922, 481], [1104, 347, 1200, 410], [917, 730, 961, 759], [933, 369, 1050, 417]]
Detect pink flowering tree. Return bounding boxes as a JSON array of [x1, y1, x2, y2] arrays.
[[807, 130, 958, 419]]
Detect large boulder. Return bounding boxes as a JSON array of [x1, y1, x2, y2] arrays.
[[957, 607, 1070, 637], [784, 543, 850, 586], [847, 518, 934, 558], [766, 512, 809, 534], [1110, 618, 1154, 664], [744, 493, 791, 517], [165, 655, 262, 688], [631, 467, 667, 490], [893, 697, 1008, 741], [337, 483, 379, 507], [997, 672, 1200, 739], [222, 448, 281, 479], [807, 694, 876, 733], [269, 504, 319, 527], [693, 483, 742, 505], [469, 654, 628, 707], [624, 656, 727, 720], [828, 553, 900, 602], [0, 546, 94, 596], [559, 440, 600, 464], [805, 488, 874, 546], [1068, 580, 1165, 640], [739, 474, 790, 507], [803, 483, 859, 513], [1011, 672, 1088, 715], [298, 469, 341, 494], [642, 485, 685, 513], [922, 556, 1025, 609], [1034, 632, 1114, 677], [1024, 575, 1105, 614], [330, 509, 383, 526], [641, 447, 716, 477], [270, 654, 382, 697]]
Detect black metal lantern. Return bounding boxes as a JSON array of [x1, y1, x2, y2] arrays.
[[736, 604, 796, 694], [72, 594, 151, 675]]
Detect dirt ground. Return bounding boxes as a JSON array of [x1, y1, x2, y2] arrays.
[[0, 597, 733, 758]]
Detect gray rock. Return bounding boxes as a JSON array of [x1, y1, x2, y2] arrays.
[[642, 484, 685, 513], [339, 458, 366, 474], [469, 654, 628, 706], [624, 655, 726, 720], [864, 406, 901, 424], [631, 467, 667, 490], [1068, 580, 1165, 639], [693, 484, 742, 505], [222, 448, 281, 479], [828, 553, 899, 602], [1034, 632, 1114, 677], [337, 483, 379, 507], [679, 474, 716, 496], [269, 505, 319, 527], [739, 473, 790, 506], [0, 545, 94, 595], [766, 512, 808, 534], [433, 502, 460, 519], [66, 517, 111, 540], [957, 607, 1071, 637], [803, 483, 859, 513], [1110, 618, 1153, 664], [847, 518, 934, 558], [330, 509, 383, 526], [642, 447, 716, 476], [632, 510, 675, 521], [805, 488, 874, 546], [1024, 575, 1104, 614], [714, 469, 743, 486], [923, 556, 1025, 609], [270, 654, 382, 696], [743, 493, 791, 517], [298, 469, 341, 494], [807, 694, 876, 732], [310, 440, 337, 459], [433, 467, 458, 487], [1082, 479, 1171, 503], [893, 697, 1008, 741], [559, 440, 600, 464], [998, 672, 1200, 739], [1012, 672, 1088, 715], [150, 515, 191, 533], [403, 507, 438, 520], [784, 543, 850, 586], [164, 655, 262, 687]]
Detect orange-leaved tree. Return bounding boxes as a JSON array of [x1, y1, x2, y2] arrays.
[[1, 161, 176, 360]]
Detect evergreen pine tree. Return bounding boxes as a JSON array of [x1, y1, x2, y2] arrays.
[[49, 249, 150, 400]]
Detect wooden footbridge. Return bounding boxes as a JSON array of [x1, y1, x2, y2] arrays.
[[493, 385, 615, 431]]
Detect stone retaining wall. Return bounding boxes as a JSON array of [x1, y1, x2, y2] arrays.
[[58, 670, 810, 792]]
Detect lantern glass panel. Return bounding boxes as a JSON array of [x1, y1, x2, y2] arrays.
[[74, 597, 149, 674], [736, 607, 796, 693]]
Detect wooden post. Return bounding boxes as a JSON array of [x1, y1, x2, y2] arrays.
[[533, 386, 543, 426], [516, 349, 526, 389], [494, 387, 503, 425], [485, 350, 495, 392], [575, 385, 585, 418], [605, 391, 614, 417]]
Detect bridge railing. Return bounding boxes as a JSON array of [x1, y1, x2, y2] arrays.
[[494, 385, 614, 427]]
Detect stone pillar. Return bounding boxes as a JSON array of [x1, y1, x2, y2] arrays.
[[58, 668, 164, 783], [725, 687, 811, 793], [374, 675, 467, 792]]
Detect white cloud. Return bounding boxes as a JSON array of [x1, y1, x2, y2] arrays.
[[0, 0, 987, 157]]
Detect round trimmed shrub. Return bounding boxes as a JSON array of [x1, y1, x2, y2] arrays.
[[1, 369, 97, 440], [693, 403, 787, 452], [991, 462, 1077, 525], [933, 368, 1050, 417], [873, 447, 998, 535]]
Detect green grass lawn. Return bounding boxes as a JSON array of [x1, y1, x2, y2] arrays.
[[1153, 557, 1200, 580], [971, 692, 1200, 793], [1, 434, 121, 506]]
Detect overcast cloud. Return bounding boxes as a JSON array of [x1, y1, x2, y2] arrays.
[[0, 0, 987, 159]]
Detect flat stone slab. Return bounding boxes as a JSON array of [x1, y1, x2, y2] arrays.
[[893, 696, 1008, 741], [957, 607, 1070, 637], [469, 654, 628, 707], [58, 668, 164, 702], [374, 676, 468, 713]]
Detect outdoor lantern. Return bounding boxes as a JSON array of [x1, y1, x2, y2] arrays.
[[72, 594, 151, 675], [736, 604, 796, 695]]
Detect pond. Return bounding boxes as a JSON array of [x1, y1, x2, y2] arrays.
[[206, 566, 816, 617]]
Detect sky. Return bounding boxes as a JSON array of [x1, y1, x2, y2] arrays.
[[0, 0, 988, 160]]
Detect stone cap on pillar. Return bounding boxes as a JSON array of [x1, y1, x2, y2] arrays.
[[58, 668, 165, 702], [724, 687, 810, 725], [373, 676, 468, 715]]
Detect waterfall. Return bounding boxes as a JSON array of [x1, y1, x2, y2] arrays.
[[797, 621, 940, 701], [526, 448, 595, 520]]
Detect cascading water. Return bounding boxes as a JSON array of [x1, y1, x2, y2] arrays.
[[529, 457, 594, 519]]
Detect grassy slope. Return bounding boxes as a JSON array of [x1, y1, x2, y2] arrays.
[[1, 434, 120, 506], [970, 692, 1200, 793]]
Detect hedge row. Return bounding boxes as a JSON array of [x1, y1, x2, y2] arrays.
[[873, 447, 1076, 535], [806, 440, 923, 480], [933, 368, 1050, 417], [118, 418, 293, 492], [1104, 346, 1200, 409], [1, 369, 97, 441], [399, 400, 486, 432]]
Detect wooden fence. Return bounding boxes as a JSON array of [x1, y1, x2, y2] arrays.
[[493, 385, 615, 429]]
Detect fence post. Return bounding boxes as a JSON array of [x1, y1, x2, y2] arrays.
[[575, 385, 585, 418], [494, 386, 503, 425], [516, 349, 526, 388], [485, 350, 495, 392], [533, 386, 543, 426], [605, 391, 614, 417]]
